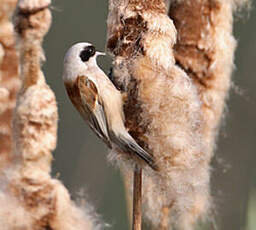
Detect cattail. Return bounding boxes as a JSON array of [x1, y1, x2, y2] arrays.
[[0, 0, 103, 229], [0, 0, 20, 170], [107, 0, 208, 229], [107, 0, 249, 229]]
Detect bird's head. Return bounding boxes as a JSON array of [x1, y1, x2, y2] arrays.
[[63, 42, 105, 83]]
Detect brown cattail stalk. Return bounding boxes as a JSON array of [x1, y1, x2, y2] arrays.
[[132, 165, 142, 230], [107, 0, 249, 229], [121, 168, 133, 228], [0, 0, 103, 229], [0, 0, 20, 170]]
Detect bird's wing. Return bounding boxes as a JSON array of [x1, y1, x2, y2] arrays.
[[77, 76, 158, 170], [77, 75, 111, 148]]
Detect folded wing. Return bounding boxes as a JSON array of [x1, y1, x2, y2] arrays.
[[77, 75, 111, 148], [77, 75, 157, 170]]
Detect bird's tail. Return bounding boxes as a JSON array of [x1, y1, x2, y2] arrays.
[[111, 132, 158, 170]]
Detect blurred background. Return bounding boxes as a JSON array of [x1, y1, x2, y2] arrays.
[[43, 1, 256, 229]]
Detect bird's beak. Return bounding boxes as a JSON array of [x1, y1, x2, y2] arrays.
[[96, 51, 105, 56]]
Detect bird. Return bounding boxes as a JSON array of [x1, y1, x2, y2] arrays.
[[62, 42, 157, 170]]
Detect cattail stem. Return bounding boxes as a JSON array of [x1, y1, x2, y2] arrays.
[[132, 165, 142, 230], [121, 169, 133, 228], [159, 206, 170, 230]]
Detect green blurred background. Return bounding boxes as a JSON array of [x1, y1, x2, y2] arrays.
[[43, 1, 256, 229]]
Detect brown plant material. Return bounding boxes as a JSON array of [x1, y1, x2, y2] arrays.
[[0, 0, 20, 170], [168, 0, 239, 163], [107, 0, 207, 229], [166, 0, 250, 228], [107, 0, 249, 229], [132, 166, 142, 230], [0, 0, 103, 229], [121, 168, 133, 228]]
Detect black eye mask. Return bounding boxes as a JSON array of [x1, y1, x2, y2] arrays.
[[79, 45, 96, 62]]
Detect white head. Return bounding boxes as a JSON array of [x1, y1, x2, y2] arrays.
[[62, 42, 105, 83]]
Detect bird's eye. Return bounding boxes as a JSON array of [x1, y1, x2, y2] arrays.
[[79, 45, 96, 62]]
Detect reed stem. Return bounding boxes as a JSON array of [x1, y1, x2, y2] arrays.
[[132, 165, 142, 230]]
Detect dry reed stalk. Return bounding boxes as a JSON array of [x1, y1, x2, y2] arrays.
[[121, 168, 133, 228], [0, 0, 20, 171], [132, 165, 142, 230], [0, 0, 102, 229], [107, 0, 249, 229]]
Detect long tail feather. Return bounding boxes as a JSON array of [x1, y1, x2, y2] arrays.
[[111, 132, 158, 170]]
